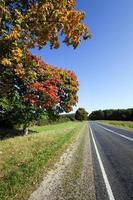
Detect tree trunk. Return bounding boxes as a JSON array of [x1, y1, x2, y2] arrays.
[[23, 126, 28, 135]]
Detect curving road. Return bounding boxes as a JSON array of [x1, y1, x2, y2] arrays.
[[89, 121, 133, 200]]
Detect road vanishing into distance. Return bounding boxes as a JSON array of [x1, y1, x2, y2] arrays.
[[89, 122, 133, 200]]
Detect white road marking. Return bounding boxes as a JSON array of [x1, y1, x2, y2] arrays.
[[89, 125, 115, 200], [97, 124, 133, 142]]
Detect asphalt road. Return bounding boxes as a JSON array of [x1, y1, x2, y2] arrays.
[[89, 121, 133, 200]]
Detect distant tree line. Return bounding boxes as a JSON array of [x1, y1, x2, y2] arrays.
[[88, 108, 133, 121]]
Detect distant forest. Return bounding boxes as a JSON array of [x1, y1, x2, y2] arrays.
[[89, 108, 133, 121]]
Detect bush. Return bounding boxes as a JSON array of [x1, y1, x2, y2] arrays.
[[75, 108, 88, 121]]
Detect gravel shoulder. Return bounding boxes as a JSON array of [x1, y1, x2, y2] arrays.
[[28, 124, 96, 200]]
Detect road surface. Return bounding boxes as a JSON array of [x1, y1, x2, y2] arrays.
[[89, 121, 133, 200]]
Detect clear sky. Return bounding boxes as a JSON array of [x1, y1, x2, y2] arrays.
[[31, 0, 133, 113]]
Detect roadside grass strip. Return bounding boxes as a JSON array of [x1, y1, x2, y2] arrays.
[[89, 124, 115, 200], [99, 121, 133, 132], [97, 124, 133, 142], [0, 121, 84, 200]]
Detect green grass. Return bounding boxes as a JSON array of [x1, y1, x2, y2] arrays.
[[0, 121, 85, 200], [99, 120, 133, 131]]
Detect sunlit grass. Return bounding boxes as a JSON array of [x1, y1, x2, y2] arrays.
[[99, 120, 133, 131], [0, 121, 85, 200]]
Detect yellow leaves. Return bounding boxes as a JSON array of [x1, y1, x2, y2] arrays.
[[1, 0, 90, 55], [15, 63, 25, 79], [41, 2, 54, 12], [68, 0, 75, 7], [15, 9, 24, 25], [0, 2, 10, 15], [1, 58, 12, 66], [27, 69, 37, 81], [73, 36, 80, 47], [22, 1, 90, 49], [12, 47, 23, 62], [15, 9, 23, 19], [7, 27, 20, 41]]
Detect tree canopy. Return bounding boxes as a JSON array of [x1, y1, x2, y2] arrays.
[[75, 107, 88, 121], [0, 53, 79, 131]]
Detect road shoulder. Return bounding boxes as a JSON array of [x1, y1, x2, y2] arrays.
[[28, 124, 96, 200]]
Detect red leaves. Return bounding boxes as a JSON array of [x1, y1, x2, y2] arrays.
[[17, 53, 79, 112], [30, 80, 60, 108]]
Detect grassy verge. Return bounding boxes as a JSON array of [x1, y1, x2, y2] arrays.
[[0, 121, 85, 200], [99, 120, 133, 131]]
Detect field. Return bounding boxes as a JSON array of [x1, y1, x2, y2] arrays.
[[99, 120, 133, 131], [0, 121, 85, 200]]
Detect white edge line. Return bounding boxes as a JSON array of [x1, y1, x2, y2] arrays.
[[89, 124, 115, 200], [97, 123, 133, 142]]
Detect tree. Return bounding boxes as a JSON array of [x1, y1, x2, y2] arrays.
[[0, 54, 79, 133], [0, 0, 88, 133], [75, 108, 88, 121]]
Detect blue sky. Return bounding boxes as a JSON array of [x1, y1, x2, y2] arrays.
[[32, 0, 133, 113]]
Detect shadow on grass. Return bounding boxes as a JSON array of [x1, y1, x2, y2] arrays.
[[0, 128, 37, 140]]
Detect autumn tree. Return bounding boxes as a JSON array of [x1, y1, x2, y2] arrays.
[[0, 0, 88, 133], [0, 54, 79, 133], [0, 0, 89, 104]]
